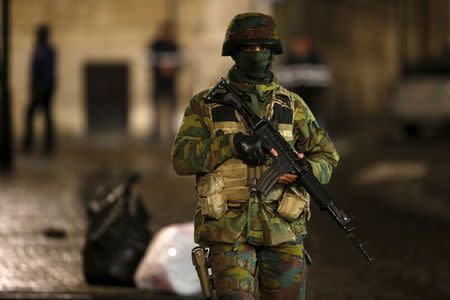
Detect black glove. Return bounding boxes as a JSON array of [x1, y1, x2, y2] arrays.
[[233, 133, 268, 166]]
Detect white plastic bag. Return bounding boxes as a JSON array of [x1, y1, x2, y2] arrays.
[[134, 222, 201, 296]]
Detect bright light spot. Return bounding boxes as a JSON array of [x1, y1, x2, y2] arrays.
[[168, 247, 177, 257]]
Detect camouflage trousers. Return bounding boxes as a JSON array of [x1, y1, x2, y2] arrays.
[[209, 238, 310, 300]]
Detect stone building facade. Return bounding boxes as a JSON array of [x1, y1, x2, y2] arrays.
[[9, 0, 270, 138], [7, 0, 449, 138], [274, 0, 449, 121]]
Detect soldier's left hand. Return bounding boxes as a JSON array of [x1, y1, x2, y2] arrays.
[[269, 150, 304, 184]]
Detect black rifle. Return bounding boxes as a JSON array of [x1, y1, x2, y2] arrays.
[[203, 78, 373, 262]]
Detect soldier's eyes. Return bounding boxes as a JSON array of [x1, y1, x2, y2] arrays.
[[242, 46, 268, 52]]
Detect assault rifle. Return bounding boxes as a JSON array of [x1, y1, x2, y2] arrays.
[[203, 78, 373, 262]]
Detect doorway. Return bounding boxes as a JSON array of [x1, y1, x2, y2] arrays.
[[84, 63, 129, 133]]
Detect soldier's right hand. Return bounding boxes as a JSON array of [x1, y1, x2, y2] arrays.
[[233, 133, 270, 166]]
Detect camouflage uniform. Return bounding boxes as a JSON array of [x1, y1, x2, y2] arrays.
[[172, 13, 339, 300]]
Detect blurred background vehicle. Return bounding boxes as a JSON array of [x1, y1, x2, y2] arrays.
[[393, 54, 450, 138]]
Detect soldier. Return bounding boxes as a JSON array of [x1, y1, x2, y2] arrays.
[[172, 13, 339, 300]]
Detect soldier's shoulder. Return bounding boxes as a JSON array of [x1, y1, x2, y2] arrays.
[[189, 88, 213, 116], [278, 86, 317, 122], [274, 85, 306, 108]]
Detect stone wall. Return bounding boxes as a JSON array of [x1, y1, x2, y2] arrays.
[[9, 0, 270, 138], [9, 0, 447, 136], [274, 0, 449, 121]]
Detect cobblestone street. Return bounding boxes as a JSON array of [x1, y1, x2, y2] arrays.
[[0, 138, 198, 299], [0, 155, 85, 292], [0, 134, 449, 299]]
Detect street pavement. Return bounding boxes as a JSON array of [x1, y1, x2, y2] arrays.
[[306, 135, 450, 299], [0, 133, 449, 299], [0, 137, 198, 300]]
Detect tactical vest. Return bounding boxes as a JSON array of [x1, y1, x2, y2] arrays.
[[196, 85, 306, 219]]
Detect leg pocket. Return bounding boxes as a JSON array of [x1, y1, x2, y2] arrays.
[[209, 243, 257, 298], [258, 243, 304, 299]]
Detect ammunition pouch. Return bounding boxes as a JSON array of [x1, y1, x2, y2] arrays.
[[277, 187, 310, 222], [197, 171, 228, 220]]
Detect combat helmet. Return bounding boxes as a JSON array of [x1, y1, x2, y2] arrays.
[[222, 12, 283, 56]]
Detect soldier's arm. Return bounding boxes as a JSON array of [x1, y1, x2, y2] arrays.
[[292, 94, 339, 184], [171, 96, 238, 175]]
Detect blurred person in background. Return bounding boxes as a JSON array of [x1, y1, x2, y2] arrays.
[[172, 13, 339, 300], [22, 25, 56, 156], [147, 20, 182, 142], [281, 35, 330, 128]]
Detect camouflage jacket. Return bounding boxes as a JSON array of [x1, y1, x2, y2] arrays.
[[171, 75, 339, 246]]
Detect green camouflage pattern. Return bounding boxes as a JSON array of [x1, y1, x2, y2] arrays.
[[292, 92, 339, 185], [171, 91, 238, 174], [171, 75, 339, 246], [222, 13, 283, 56], [209, 238, 309, 299]]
